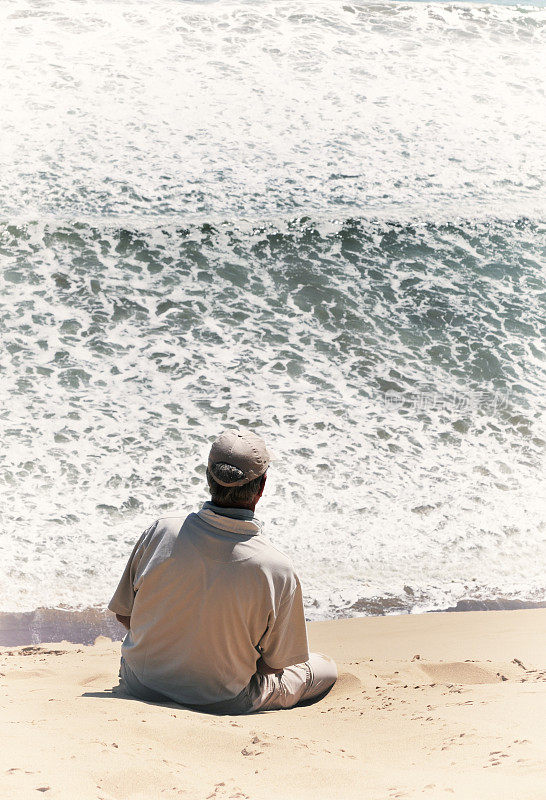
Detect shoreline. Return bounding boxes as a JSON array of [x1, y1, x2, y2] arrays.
[[1, 608, 545, 799], [2, 597, 546, 646]]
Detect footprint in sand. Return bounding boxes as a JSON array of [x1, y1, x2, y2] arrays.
[[206, 781, 250, 799], [6, 768, 35, 776], [240, 733, 273, 757], [484, 750, 510, 768], [418, 662, 505, 685]]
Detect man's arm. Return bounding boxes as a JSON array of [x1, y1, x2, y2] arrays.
[[108, 524, 157, 623], [115, 613, 130, 630], [256, 656, 283, 676], [257, 576, 310, 674]]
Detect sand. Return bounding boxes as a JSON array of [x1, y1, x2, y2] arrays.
[[1, 609, 545, 800]]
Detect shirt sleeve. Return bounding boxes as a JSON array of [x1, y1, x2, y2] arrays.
[[257, 576, 310, 669], [107, 525, 154, 616]]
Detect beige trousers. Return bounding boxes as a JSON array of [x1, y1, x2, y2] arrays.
[[119, 653, 337, 715], [245, 653, 338, 712]]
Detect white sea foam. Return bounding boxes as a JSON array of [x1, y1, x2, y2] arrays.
[[0, 0, 545, 221], [0, 0, 545, 617], [1, 218, 545, 616]]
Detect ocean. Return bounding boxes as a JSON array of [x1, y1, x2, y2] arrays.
[[1, 0, 545, 642]]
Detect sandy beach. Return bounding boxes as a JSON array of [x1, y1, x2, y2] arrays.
[[1, 608, 545, 800]]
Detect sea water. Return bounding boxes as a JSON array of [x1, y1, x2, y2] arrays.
[[0, 0, 545, 626]]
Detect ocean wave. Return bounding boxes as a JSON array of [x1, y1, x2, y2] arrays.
[[3, 595, 546, 647]]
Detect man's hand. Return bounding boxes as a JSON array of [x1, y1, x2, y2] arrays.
[[115, 613, 131, 630], [256, 656, 284, 677]]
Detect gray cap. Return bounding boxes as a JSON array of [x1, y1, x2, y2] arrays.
[[208, 429, 272, 487]]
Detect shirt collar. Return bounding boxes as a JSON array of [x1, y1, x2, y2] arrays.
[[202, 501, 255, 521], [197, 502, 262, 537]]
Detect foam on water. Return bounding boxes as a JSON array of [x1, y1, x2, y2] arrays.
[[0, 0, 545, 617], [1, 218, 545, 616], [0, 0, 545, 221]]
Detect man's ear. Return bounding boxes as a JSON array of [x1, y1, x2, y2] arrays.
[[256, 472, 267, 500]]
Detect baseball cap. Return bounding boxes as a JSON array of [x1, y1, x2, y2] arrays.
[[208, 429, 273, 487]]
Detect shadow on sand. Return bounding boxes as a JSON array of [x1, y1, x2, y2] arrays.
[[81, 681, 335, 715]]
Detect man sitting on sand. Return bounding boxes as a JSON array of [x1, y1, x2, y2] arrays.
[[108, 429, 337, 713]]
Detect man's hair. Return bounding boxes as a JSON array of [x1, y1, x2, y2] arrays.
[[206, 463, 264, 507]]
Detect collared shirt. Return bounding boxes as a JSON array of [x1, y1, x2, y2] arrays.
[[108, 503, 310, 705]]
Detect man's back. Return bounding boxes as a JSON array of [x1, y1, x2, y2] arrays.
[[109, 503, 309, 706]]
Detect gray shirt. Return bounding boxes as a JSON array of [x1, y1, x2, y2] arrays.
[[108, 503, 310, 705]]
